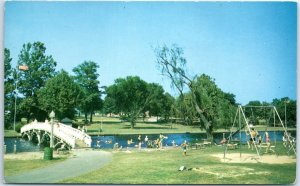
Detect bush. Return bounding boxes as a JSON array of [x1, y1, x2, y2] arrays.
[[15, 123, 24, 133], [21, 118, 27, 125]]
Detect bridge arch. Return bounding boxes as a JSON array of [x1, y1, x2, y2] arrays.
[[21, 121, 92, 149]]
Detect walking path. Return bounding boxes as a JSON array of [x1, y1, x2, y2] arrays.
[[4, 149, 112, 183]]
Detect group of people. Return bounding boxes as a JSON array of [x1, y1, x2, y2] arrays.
[[247, 128, 273, 153], [127, 134, 168, 149]]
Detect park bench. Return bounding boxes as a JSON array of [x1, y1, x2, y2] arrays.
[[191, 143, 205, 150]]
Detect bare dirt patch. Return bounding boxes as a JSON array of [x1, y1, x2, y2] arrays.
[[191, 165, 270, 179], [211, 153, 296, 164]]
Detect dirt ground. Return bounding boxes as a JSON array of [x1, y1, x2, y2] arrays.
[[4, 151, 69, 160], [211, 153, 296, 164]]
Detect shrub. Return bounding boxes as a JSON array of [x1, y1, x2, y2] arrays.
[[15, 123, 24, 133]]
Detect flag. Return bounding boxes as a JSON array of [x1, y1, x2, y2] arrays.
[[19, 65, 28, 71]]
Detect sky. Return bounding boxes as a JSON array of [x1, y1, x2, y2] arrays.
[[4, 1, 297, 105]]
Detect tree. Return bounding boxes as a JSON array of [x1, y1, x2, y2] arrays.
[[105, 76, 152, 128], [73, 61, 102, 123], [272, 97, 296, 127], [4, 48, 15, 128], [17, 42, 57, 122], [160, 93, 175, 122], [38, 70, 82, 120], [145, 83, 165, 117], [155, 44, 236, 140]]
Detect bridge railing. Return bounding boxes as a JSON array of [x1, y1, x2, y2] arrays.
[[21, 122, 76, 148], [21, 121, 92, 148], [56, 122, 92, 147]]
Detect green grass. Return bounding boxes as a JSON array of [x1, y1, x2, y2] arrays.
[[86, 122, 207, 135], [60, 145, 296, 184], [4, 130, 21, 137], [4, 157, 67, 177]]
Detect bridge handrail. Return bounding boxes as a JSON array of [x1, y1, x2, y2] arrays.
[[21, 121, 92, 148], [56, 122, 92, 147], [21, 122, 76, 148]]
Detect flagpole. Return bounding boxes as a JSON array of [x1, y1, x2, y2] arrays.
[[13, 67, 18, 131]]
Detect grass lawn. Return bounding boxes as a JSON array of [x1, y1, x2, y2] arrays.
[[4, 157, 67, 177], [4, 130, 21, 137], [60, 145, 296, 184], [86, 122, 207, 135], [78, 116, 295, 135]]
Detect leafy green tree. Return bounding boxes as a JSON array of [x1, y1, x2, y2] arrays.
[[4, 48, 15, 128], [272, 97, 296, 127], [102, 97, 117, 116], [73, 61, 102, 123], [106, 76, 153, 128], [155, 44, 236, 140], [146, 83, 165, 117], [17, 42, 57, 122], [38, 70, 82, 120], [193, 74, 236, 130], [160, 92, 175, 122]]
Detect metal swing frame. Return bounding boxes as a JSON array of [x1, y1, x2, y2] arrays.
[[224, 105, 296, 162]]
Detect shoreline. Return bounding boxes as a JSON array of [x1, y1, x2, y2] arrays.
[[4, 128, 296, 138]]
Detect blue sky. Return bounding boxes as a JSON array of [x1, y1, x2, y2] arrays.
[[4, 1, 297, 105]]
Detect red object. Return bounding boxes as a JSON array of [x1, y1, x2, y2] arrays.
[[19, 65, 29, 71]]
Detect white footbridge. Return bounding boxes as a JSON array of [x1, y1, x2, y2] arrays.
[[21, 120, 92, 149]]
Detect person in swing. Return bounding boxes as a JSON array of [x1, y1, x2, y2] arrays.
[[247, 128, 257, 150]]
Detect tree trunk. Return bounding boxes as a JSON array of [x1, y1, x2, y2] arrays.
[[90, 111, 93, 124], [84, 112, 88, 124]]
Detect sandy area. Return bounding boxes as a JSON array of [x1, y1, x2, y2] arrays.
[[211, 153, 296, 164], [4, 151, 70, 160]]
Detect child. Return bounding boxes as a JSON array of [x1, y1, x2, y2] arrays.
[[181, 140, 188, 156]]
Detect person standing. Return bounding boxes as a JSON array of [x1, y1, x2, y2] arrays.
[[181, 140, 188, 156], [138, 135, 142, 149]]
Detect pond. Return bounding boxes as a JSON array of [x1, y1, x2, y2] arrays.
[[4, 131, 295, 153]]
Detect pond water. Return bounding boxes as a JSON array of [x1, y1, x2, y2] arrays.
[[4, 131, 295, 153]]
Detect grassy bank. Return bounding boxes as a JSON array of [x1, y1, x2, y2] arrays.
[[4, 130, 21, 138], [4, 116, 296, 137], [60, 145, 296, 184]]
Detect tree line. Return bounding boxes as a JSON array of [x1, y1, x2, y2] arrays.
[[4, 42, 296, 138]]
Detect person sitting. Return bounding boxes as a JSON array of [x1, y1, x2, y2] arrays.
[[257, 134, 262, 146], [57, 144, 66, 154], [265, 131, 274, 153], [248, 128, 257, 150], [220, 138, 227, 145]]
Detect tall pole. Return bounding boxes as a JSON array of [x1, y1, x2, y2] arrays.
[[50, 111, 55, 148], [13, 69, 18, 131], [239, 106, 241, 158], [284, 101, 288, 130]]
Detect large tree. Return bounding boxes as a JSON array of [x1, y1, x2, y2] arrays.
[[105, 76, 156, 128], [73, 61, 102, 123], [17, 42, 57, 122], [155, 44, 236, 140], [4, 48, 15, 128], [38, 70, 82, 120], [272, 97, 296, 127]]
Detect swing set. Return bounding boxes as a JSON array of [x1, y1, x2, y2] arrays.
[[224, 105, 296, 161]]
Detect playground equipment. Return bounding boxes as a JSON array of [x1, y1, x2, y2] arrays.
[[224, 105, 296, 161]]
